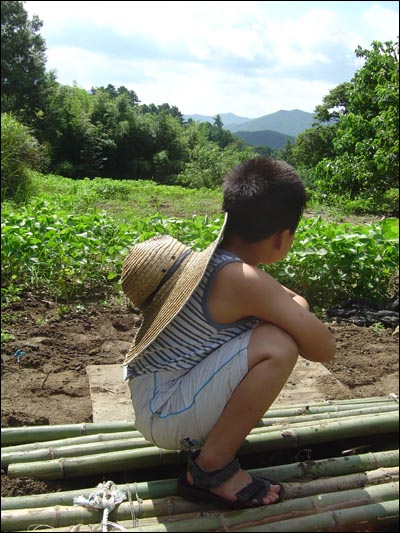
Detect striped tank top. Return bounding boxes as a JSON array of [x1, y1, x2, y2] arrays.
[[124, 248, 258, 379]]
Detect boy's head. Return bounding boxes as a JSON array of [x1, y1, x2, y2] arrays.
[[222, 157, 307, 243]]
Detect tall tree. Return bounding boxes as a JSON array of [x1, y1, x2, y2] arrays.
[[313, 40, 399, 201], [1, 1, 48, 126], [313, 82, 351, 123]]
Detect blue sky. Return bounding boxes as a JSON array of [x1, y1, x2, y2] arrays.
[[25, 1, 399, 118]]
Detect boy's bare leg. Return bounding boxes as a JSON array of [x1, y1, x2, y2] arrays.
[[186, 323, 299, 504]]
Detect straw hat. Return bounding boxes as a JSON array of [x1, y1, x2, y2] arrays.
[[121, 214, 228, 365]]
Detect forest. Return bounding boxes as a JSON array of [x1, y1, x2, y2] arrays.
[[1, 1, 399, 216]]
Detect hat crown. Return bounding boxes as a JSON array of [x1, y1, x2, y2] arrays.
[[121, 236, 188, 308]]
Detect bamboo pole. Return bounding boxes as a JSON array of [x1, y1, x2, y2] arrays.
[[1, 421, 136, 446], [261, 399, 398, 419], [2, 449, 398, 510], [6, 412, 398, 479], [7, 446, 186, 480], [2, 404, 397, 461], [239, 499, 399, 532], [283, 466, 399, 499], [2, 396, 397, 446], [4, 407, 397, 459], [1, 435, 153, 468], [11, 483, 398, 533], [1, 430, 144, 454], [3, 410, 397, 469], [1, 470, 398, 531], [240, 411, 398, 455], [256, 403, 399, 426], [250, 409, 399, 435]]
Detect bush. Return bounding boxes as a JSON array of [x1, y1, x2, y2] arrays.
[[1, 113, 47, 201]]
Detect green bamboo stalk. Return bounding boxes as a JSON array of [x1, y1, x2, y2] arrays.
[[261, 399, 398, 419], [2, 449, 398, 510], [256, 403, 399, 426], [284, 466, 398, 499], [239, 499, 399, 532], [2, 469, 397, 531], [7, 445, 186, 480], [4, 410, 395, 468], [2, 396, 397, 446], [4, 407, 396, 457], [1, 430, 143, 454], [250, 410, 399, 435], [251, 449, 399, 484], [0, 495, 212, 531], [2, 404, 397, 458], [241, 411, 398, 455], [18, 484, 398, 533], [7, 412, 398, 480], [1, 435, 153, 468], [1, 421, 136, 446]]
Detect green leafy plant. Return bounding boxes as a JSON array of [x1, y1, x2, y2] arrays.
[[1, 113, 47, 201]]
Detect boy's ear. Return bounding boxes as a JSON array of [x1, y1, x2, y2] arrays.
[[274, 229, 292, 251]]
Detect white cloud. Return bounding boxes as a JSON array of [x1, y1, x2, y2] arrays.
[[362, 4, 399, 44], [25, 1, 399, 117]]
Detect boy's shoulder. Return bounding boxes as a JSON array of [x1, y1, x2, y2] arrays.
[[208, 260, 277, 324]]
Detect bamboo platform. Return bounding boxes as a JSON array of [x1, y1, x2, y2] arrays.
[[1, 396, 399, 532], [86, 358, 352, 423]]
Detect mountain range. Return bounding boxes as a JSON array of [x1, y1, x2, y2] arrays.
[[184, 109, 316, 150]]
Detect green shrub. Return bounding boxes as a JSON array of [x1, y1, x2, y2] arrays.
[[1, 113, 47, 201]]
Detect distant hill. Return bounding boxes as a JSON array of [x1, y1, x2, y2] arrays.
[[184, 112, 251, 129], [230, 109, 315, 137], [233, 130, 294, 150], [184, 109, 315, 138]]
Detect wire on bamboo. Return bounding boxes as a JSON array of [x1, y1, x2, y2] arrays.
[[4, 483, 397, 533]]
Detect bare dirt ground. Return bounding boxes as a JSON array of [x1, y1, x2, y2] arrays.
[[1, 293, 399, 498]]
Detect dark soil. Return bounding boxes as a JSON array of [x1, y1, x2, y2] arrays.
[[1, 293, 399, 498]]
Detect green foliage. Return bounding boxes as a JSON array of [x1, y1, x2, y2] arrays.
[[29, 173, 223, 219], [177, 143, 254, 188], [291, 124, 336, 177], [313, 82, 351, 122], [1, 113, 46, 201], [267, 216, 399, 311], [0, 195, 225, 302], [1, 197, 132, 302], [41, 82, 111, 178], [1, 179, 398, 311], [1, 0, 48, 126], [312, 40, 399, 205]]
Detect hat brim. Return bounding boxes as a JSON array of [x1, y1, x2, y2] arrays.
[[124, 213, 227, 365]]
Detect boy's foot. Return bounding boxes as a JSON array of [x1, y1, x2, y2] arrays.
[[187, 463, 282, 504], [177, 450, 285, 509]]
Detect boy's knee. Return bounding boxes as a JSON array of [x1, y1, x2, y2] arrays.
[[248, 322, 299, 369]]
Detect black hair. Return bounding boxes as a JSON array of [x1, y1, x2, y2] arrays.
[[222, 157, 307, 242]]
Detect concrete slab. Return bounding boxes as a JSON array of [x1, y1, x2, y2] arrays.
[[86, 365, 135, 423], [87, 358, 351, 423], [274, 357, 351, 405]]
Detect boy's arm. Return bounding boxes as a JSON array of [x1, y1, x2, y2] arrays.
[[209, 262, 336, 363], [281, 284, 309, 311]]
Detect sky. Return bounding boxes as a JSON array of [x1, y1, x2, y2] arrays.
[[25, 1, 399, 119]]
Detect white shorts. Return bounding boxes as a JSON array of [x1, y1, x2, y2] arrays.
[[128, 329, 252, 450]]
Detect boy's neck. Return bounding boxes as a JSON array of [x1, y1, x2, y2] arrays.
[[219, 237, 275, 266], [220, 228, 294, 266]]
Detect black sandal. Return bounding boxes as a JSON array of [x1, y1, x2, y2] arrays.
[[177, 449, 285, 510]]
